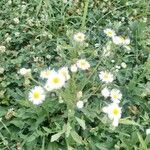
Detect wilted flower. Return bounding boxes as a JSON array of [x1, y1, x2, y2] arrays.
[[0, 46, 6, 53], [74, 32, 85, 43], [76, 59, 90, 70], [99, 71, 114, 83], [29, 86, 45, 105], [102, 103, 122, 127], [5, 108, 15, 120], [77, 91, 83, 99], [58, 67, 70, 81]]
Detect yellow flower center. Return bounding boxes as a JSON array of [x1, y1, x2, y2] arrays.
[[80, 61, 86, 66], [113, 108, 119, 115], [53, 77, 60, 84], [77, 35, 83, 40], [104, 74, 109, 80], [113, 94, 118, 100], [108, 31, 113, 36], [33, 92, 40, 99], [120, 37, 125, 42]]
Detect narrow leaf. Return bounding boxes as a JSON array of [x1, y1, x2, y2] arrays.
[[75, 117, 86, 130], [50, 131, 64, 142]]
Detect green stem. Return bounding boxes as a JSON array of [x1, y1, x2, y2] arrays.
[[0, 119, 10, 134], [81, 0, 89, 29], [29, 77, 45, 89]]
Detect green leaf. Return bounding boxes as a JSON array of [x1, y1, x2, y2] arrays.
[[51, 131, 64, 142], [66, 122, 72, 138], [75, 117, 86, 130], [119, 118, 140, 126], [70, 131, 83, 145], [137, 132, 148, 150]]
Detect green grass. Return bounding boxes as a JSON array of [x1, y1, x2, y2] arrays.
[[0, 0, 150, 149]]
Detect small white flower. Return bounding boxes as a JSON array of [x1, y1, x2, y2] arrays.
[[115, 65, 121, 69], [74, 32, 85, 43], [0, 46, 6, 53], [13, 18, 20, 24], [110, 89, 122, 103], [29, 86, 45, 105], [111, 60, 115, 63], [0, 67, 4, 74], [76, 101, 84, 109], [70, 64, 78, 72], [102, 103, 122, 127], [121, 62, 127, 68], [40, 68, 54, 79], [76, 59, 90, 70], [143, 17, 147, 23], [104, 28, 116, 37], [19, 68, 31, 76], [58, 67, 70, 81], [101, 87, 110, 98], [45, 71, 65, 91], [146, 129, 150, 135], [99, 71, 114, 83]]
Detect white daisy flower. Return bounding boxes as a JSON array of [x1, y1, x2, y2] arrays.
[[102, 103, 122, 127], [99, 71, 114, 83], [76, 100, 84, 109], [19, 68, 31, 76], [74, 32, 85, 43], [58, 67, 70, 81], [76, 59, 90, 70], [101, 87, 110, 98], [112, 36, 130, 46], [104, 28, 116, 37], [29, 86, 45, 105], [112, 36, 125, 45], [40, 68, 54, 79], [70, 64, 78, 72], [110, 89, 122, 103], [45, 72, 65, 91]]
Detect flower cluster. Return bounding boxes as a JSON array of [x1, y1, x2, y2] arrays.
[[21, 59, 90, 106], [99, 71, 122, 127], [104, 28, 130, 49]]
